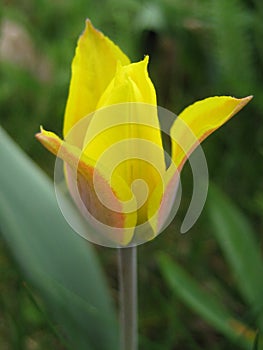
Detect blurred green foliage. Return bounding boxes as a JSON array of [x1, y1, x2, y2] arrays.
[[0, 127, 118, 350], [0, 0, 263, 349]]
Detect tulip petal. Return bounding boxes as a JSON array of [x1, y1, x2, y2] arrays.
[[148, 95, 252, 236], [82, 57, 165, 224], [96, 56, 156, 108], [171, 96, 252, 170], [36, 128, 137, 246], [63, 19, 130, 142]]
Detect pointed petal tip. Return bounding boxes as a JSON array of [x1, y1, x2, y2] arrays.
[[144, 55, 149, 63], [85, 18, 91, 25], [37, 124, 46, 134], [83, 18, 103, 39], [35, 125, 44, 140], [85, 18, 95, 31], [232, 95, 253, 116], [35, 126, 52, 140], [239, 95, 253, 104], [35, 127, 63, 156], [78, 19, 97, 44], [140, 55, 150, 70], [142, 55, 151, 73]]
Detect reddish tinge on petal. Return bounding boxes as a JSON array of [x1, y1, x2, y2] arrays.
[[36, 128, 137, 246]]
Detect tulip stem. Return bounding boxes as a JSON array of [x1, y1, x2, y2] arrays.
[[118, 246, 138, 350]]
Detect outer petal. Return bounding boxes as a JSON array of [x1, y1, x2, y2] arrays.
[[63, 19, 130, 141], [171, 96, 252, 170], [36, 128, 137, 246], [147, 95, 252, 236]]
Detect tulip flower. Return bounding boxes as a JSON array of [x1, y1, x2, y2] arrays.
[[36, 19, 252, 247]]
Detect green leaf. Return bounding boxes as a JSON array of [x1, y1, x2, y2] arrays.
[[0, 127, 118, 350], [157, 253, 254, 349], [208, 184, 263, 329], [253, 332, 259, 350]]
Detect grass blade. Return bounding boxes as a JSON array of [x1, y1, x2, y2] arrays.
[[158, 253, 255, 349], [208, 184, 263, 329]]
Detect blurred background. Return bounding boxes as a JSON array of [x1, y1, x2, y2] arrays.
[[0, 0, 263, 349]]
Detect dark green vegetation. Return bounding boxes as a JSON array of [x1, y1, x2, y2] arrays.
[[0, 0, 263, 349]]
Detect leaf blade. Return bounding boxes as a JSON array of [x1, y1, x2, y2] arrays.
[[0, 127, 118, 350], [208, 184, 263, 328], [158, 253, 254, 349]]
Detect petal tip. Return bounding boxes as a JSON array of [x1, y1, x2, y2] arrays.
[[240, 95, 253, 103], [143, 55, 149, 63], [85, 18, 94, 32], [35, 125, 44, 140], [83, 18, 103, 40], [35, 127, 62, 156], [233, 95, 253, 115]]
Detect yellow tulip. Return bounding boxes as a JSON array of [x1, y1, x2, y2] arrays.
[[36, 19, 252, 246]]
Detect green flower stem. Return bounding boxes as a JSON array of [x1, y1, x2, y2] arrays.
[[118, 246, 138, 350]]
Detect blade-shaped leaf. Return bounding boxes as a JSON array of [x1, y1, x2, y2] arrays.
[[0, 127, 118, 350], [208, 184, 263, 329], [158, 253, 255, 349], [253, 332, 259, 350]]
